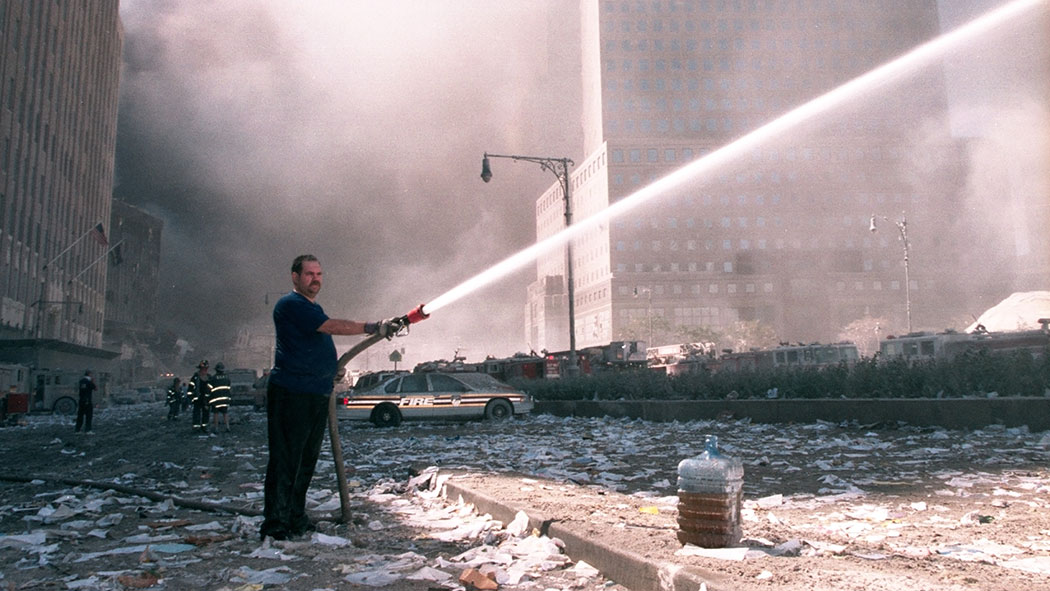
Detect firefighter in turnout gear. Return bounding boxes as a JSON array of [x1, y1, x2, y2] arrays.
[[209, 363, 232, 432], [166, 377, 182, 421], [189, 360, 211, 432]]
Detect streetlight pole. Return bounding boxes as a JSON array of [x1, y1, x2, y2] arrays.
[[633, 286, 653, 346], [870, 213, 912, 333], [481, 152, 578, 375]]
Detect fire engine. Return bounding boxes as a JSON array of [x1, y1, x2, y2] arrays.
[[646, 341, 860, 375], [646, 342, 718, 376], [879, 319, 1050, 362]]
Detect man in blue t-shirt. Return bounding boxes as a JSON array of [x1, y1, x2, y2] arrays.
[[260, 254, 393, 541]]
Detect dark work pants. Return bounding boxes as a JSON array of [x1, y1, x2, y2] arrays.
[[75, 395, 93, 432], [192, 398, 209, 429], [261, 382, 329, 536]]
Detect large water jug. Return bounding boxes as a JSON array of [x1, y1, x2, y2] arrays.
[[676, 435, 743, 547]]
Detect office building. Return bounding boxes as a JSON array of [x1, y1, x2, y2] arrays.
[[527, 0, 1030, 353], [104, 200, 163, 384], [0, 2, 123, 367]]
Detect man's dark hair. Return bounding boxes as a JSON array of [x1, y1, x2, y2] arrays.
[[291, 254, 319, 275]]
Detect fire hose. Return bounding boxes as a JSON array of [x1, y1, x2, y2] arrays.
[[0, 306, 431, 525], [328, 304, 429, 523]]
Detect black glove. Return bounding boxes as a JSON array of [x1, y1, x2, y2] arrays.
[[378, 317, 401, 339], [364, 319, 397, 339]]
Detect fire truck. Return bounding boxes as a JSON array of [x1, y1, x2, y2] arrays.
[[879, 320, 1050, 362], [713, 342, 860, 373], [646, 341, 860, 375], [646, 342, 718, 376], [411, 341, 647, 382]]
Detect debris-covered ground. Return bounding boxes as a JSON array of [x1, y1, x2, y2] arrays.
[[1, 403, 1050, 590]]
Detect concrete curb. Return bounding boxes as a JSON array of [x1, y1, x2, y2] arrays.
[[443, 477, 730, 591], [536, 397, 1050, 431]]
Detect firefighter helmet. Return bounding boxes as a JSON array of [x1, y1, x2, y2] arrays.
[[198, 359, 209, 369], [215, 362, 225, 372]]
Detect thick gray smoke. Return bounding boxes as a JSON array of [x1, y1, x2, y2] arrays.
[[115, 1, 1047, 369], [115, 1, 576, 367]]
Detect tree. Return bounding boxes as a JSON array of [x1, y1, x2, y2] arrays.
[[723, 320, 778, 352], [838, 315, 893, 357]]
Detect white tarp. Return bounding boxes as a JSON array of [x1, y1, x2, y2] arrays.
[[966, 291, 1050, 332]]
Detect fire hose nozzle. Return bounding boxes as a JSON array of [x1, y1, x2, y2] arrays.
[[404, 304, 430, 325]]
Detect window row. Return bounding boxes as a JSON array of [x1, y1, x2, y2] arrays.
[[609, 213, 913, 229], [606, 116, 754, 134], [609, 139, 902, 166], [605, 0, 863, 17], [836, 279, 918, 292], [604, 55, 862, 74], [606, 93, 789, 113], [605, 36, 888, 53], [617, 281, 775, 297]]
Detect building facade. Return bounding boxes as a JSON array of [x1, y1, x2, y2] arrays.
[[0, 3, 123, 360], [527, 0, 1009, 352], [104, 200, 163, 384]]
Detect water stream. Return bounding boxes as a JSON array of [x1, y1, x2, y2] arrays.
[[422, 0, 1043, 318]]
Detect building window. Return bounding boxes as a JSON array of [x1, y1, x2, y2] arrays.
[[723, 262, 733, 272]]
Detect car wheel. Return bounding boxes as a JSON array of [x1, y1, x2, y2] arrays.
[[371, 404, 402, 428], [485, 398, 513, 421], [53, 396, 77, 415]]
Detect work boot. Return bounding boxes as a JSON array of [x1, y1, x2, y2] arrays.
[[289, 518, 316, 538]]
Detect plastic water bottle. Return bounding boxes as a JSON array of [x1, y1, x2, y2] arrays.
[[676, 435, 744, 547]]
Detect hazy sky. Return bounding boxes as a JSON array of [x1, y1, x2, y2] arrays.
[[114, 0, 1047, 370], [115, 1, 578, 368]]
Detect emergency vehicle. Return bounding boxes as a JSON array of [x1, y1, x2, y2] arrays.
[[336, 371, 533, 427], [0, 364, 109, 414], [879, 320, 1050, 362]]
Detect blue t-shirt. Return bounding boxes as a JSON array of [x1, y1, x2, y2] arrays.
[[268, 292, 337, 396]]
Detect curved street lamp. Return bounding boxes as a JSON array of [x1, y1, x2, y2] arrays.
[[870, 212, 912, 333], [481, 152, 578, 375]]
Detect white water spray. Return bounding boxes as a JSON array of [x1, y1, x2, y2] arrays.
[[421, 0, 1044, 318]]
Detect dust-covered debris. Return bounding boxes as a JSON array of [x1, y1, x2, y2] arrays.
[[2, 403, 1050, 590]]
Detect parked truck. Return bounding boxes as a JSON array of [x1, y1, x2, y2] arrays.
[[226, 368, 259, 406], [0, 364, 109, 415]]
